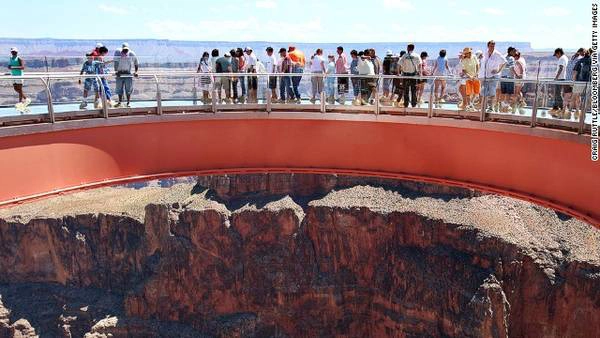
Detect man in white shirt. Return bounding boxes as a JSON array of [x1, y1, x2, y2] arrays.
[[550, 48, 569, 115], [356, 51, 375, 105], [480, 40, 506, 112], [264, 47, 278, 102], [309, 48, 326, 103], [245, 47, 258, 103], [113, 42, 139, 108], [399, 43, 422, 108]]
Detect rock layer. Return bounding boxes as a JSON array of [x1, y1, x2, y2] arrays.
[[0, 174, 598, 337]]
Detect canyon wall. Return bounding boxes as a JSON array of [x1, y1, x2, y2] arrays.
[[0, 174, 598, 337]]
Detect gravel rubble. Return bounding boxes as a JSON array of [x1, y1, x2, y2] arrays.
[[310, 186, 600, 264]]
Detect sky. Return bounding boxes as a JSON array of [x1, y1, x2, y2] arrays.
[[0, 0, 590, 49]]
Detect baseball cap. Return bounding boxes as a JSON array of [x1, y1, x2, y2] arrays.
[[386, 50, 393, 56], [96, 43, 104, 48], [10, 47, 18, 53], [224, 52, 231, 57], [475, 50, 483, 56], [122, 42, 130, 49], [244, 46, 252, 52]]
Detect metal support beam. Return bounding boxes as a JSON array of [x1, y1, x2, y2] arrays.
[[40, 78, 55, 123], [154, 75, 162, 115]]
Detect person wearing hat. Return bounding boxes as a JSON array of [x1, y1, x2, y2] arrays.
[[381, 50, 394, 103], [8, 47, 30, 110], [113, 42, 139, 108], [91, 43, 104, 60], [459, 47, 480, 111], [215, 52, 233, 103], [245, 47, 258, 103]]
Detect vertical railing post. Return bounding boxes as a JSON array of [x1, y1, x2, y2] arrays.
[[266, 74, 272, 113], [192, 76, 198, 105], [578, 83, 590, 134], [97, 75, 109, 119], [153, 75, 162, 115], [542, 83, 548, 109], [374, 75, 380, 116], [479, 78, 487, 122], [320, 74, 326, 113], [40, 78, 55, 123], [428, 77, 434, 118], [531, 79, 540, 127], [211, 74, 218, 113]]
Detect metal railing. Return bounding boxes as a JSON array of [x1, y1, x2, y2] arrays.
[[0, 72, 592, 134]]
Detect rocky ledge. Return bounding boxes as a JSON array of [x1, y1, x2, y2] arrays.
[[0, 174, 598, 337]]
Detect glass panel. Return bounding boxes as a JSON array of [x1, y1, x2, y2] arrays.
[[0, 77, 49, 117], [157, 75, 203, 107]]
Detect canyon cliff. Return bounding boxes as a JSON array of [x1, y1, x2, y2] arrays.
[[0, 174, 598, 337]]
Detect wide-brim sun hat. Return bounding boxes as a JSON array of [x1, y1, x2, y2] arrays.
[[10, 47, 18, 53]]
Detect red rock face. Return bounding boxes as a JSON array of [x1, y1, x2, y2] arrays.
[[0, 174, 598, 337]]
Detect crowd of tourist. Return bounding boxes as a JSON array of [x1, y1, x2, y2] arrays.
[[6, 41, 592, 118]]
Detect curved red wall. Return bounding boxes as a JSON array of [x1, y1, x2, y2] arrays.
[[0, 115, 597, 227]]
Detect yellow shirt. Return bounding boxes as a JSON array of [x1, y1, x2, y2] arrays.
[[460, 55, 479, 78]]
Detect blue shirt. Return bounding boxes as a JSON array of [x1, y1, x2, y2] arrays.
[[81, 60, 99, 75], [350, 59, 358, 75]]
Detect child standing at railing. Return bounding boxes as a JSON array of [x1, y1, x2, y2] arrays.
[[326, 55, 336, 104], [78, 53, 100, 109]]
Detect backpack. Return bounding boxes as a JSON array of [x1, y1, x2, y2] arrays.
[[576, 57, 591, 82], [216, 60, 222, 73]]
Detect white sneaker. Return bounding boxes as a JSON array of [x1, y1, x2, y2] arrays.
[[24, 98, 32, 106]]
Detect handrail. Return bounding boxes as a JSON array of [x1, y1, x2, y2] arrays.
[[0, 71, 591, 135], [0, 72, 585, 85]]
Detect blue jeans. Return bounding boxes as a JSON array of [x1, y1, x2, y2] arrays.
[[351, 78, 359, 96], [279, 76, 292, 100], [292, 66, 303, 99], [553, 79, 565, 109], [240, 76, 246, 96], [101, 78, 112, 100]]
